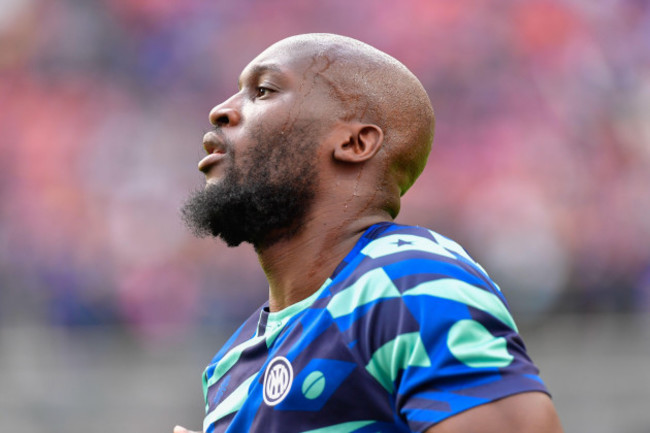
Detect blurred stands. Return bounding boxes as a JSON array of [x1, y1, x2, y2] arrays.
[[2, 0, 648, 330]]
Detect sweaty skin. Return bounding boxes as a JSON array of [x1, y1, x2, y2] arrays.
[[178, 34, 564, 433]]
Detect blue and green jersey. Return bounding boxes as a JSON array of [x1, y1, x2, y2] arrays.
[[202, 222, 548, 433]]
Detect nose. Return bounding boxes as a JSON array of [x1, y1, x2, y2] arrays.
[[209, 95, 242, 127]]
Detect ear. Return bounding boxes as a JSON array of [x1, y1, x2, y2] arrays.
[[332, 123, 384, 163]]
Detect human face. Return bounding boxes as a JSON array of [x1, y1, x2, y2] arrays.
[[199, 44, 334, 185], [182, 43, 334, 248]]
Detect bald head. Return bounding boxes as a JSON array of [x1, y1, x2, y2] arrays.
[[259, 34, 435, 196]]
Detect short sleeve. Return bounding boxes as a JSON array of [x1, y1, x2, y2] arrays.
[[355, 236, 548, 432]]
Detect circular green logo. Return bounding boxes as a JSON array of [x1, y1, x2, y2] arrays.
[[301, 370, 326, 400]]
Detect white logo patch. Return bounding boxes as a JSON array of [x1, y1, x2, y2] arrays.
[[263, 356, 293, 406]]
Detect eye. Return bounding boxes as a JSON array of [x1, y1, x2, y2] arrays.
[[255, 86, 273, 99]]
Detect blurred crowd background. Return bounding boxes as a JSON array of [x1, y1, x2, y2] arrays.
[[1, 0, 649, 432]]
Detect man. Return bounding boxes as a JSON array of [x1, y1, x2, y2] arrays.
[[178, 33, 563, 433]]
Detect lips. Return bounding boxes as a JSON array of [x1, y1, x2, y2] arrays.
[[199, 131, 227, 173], [198, 152, 226, 172]]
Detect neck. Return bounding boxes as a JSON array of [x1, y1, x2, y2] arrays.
[[256, 210, 392, 312]]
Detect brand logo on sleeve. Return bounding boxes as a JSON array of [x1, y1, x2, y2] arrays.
[[263, 356, 293, 406]]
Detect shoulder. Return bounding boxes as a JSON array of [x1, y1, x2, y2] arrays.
[[324, 222, 520, 371], [338, 223, 500, 301], [327, 224, 515, 335], [361, 223, 486, 272], [325, 224, 549, 431]]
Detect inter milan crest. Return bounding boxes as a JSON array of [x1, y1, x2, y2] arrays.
[[263, 356, 293, 406]]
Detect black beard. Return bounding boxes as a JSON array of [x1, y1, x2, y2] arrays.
[[181, 133, 317, 249]]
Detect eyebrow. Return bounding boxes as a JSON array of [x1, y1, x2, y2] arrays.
[[238, 64, 283, 90]]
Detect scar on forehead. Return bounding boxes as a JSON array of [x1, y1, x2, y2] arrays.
[[308, 54, 335, 74]]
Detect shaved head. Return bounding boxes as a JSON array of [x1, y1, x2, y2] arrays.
[[260, 33, 435, 196]]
